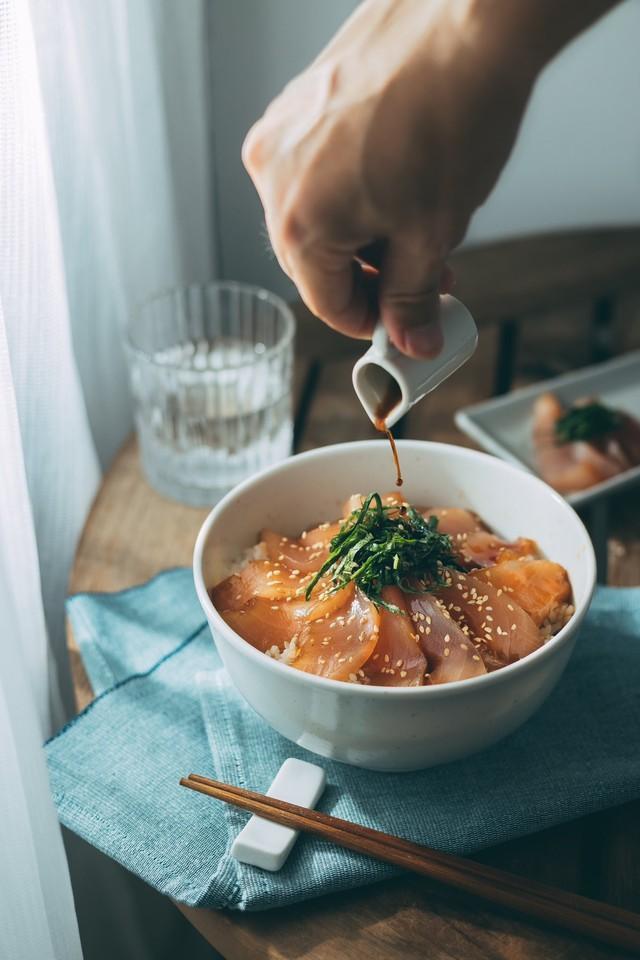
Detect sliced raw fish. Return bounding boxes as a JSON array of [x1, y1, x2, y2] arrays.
[[362, 587, 426, 686], [422, 507, 485, 537], [219, 584, 355, 656], [436, 570, 542, 663], [294, 588, 380, 681], [460, 532, 539, 568], [220, 598, 301, 653], [533, 393, 622, 493], [477, 559, 571, 627], [211, 559, 313, 610], [408, 592, 487, 683], [260, 522, 341, 575]]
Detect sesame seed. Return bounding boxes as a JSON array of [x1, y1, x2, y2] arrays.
[[473, 654, 481, 661], [444, 648, 450, 657], [400, 670, 407, 678]]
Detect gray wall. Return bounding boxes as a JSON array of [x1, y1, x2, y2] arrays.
[[209, 0, 640, 299]]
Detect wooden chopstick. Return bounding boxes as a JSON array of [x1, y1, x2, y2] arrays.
[[180, 773, 640, 954]]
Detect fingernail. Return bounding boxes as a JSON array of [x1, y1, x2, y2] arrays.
[[404, 320, 443, 359]]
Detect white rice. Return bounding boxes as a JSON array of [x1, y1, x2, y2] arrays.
[[227, 540, 267, 576]]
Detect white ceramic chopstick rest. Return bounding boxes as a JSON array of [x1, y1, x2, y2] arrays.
[[230, 758, 326, 871], [352, 295, 478, 429]]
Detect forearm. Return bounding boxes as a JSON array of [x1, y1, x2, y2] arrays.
[[477, 0, 625, 81]]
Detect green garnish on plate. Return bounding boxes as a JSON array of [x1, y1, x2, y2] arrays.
[[305, 492, 461, 613], [555, 402, 622, 444]]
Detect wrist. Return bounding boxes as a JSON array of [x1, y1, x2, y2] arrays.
[[468, 0, 623, 81]]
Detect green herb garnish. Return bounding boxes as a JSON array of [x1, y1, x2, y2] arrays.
[[305, 493, 462, 613], [555, 402, 622, 444]]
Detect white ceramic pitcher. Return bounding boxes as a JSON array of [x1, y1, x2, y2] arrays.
[[352, 295, 478, 429]]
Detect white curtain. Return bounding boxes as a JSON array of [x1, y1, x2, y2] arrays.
[[0, 0, 217, 957]]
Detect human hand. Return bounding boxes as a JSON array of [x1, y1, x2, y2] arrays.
[[243, 0, 617, 358]]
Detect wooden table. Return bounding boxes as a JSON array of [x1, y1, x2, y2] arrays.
[[68, 231, 640, 959]]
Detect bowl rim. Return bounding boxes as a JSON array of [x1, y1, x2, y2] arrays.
[[193, 439, 596, 698]]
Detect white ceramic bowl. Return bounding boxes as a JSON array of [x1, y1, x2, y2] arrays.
[[193, 441, 596, 772]]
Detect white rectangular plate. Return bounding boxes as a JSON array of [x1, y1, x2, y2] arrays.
[[455, 350, 640, 509]]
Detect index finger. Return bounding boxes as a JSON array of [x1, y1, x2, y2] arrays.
[[288, 247, 378, 340]]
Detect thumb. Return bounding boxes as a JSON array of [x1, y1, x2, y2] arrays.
[[378, 238, 446, 359]]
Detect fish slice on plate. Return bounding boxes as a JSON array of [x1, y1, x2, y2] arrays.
[[455, 350, 640, 507]]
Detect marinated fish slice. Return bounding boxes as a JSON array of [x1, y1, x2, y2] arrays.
[[219, 583, 354, 656], [494, 538, 539, 563], [294, 589, 380, 681], [362, 587, 426, 687], [460, 532, 539, 568], [533, 393, 592, 493], [305, 582, 356, 622], [211, 559, 313, 610], [437, 570, 541, 663], [408, 593, 486, 683], [422, 507, 485, 537], [533, 393, 621, 493], [477, 559, 571, 628], [220, 598, 302, 653], [260, 522, 342, 575]]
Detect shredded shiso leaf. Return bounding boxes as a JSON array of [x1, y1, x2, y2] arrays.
[[555, 402, 621, 444], [305, 492, 462, 613]]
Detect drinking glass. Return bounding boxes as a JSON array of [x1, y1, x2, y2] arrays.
[[125, 282, 295, 506]]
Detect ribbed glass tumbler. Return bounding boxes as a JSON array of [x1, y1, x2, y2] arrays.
[[125, 282, 295, 506]]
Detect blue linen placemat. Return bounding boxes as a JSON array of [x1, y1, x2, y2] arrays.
[[46, 570, 640, 911]]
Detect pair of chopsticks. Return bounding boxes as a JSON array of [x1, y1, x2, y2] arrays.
[[180, 773, 640, 954]]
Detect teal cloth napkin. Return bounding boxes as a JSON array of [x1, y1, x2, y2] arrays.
[[46, 570, 640, 911]]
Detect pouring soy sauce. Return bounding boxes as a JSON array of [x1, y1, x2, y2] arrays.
[[352, 243, 404, 487], [373, 378, 403, 488]]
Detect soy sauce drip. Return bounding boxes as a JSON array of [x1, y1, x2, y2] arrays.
[[374, 378, 403, 487]]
